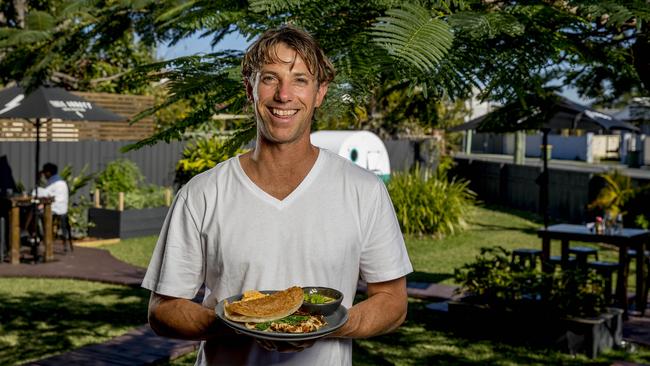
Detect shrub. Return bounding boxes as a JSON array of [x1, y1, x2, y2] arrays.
[[94, 159, 167, 210], [94, 159, 143, 195], [175, 136, 246, 186], [60, 165, 95, 238], [387, 160, 476, 237], [454, 247, 607, 318]]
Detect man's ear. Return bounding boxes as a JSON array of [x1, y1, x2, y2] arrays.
[[315, 82, 329, 108], [244, 78, 254, 102]]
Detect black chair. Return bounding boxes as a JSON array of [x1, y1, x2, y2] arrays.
[[587, 261, 620, 305], [511, 248, 542, 270], [625, 249, 650, 314], [53, 214, 73, 253], [569, 246, 599, 268], [547, 255, 577, 270]]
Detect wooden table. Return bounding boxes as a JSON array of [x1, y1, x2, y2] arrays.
[[3, 196, 53, 264], [538, 224, 649, 315]]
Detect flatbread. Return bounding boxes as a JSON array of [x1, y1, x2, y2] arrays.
[[224, 286, 304, 323]]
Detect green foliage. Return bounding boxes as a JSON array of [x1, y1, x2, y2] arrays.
[[371, 3, 453, 73], [387, 161, 476, 237], [60, 164, 94, 198], [454, 247, 607, 318], [588, 170, 636, 217], [635, 215, 649, 230], [175, 136, 246, 186], [93, 159, 143, 195], [93, 159, 167, 210], [60, 164, 95, 238]]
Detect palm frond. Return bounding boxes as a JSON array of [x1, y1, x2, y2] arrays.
[[0, 30, 52, 47], [371, 4, 453, 73], [249, 0, 304, 14], [25, 11, 56, 31], [449, 11, 525, 39]]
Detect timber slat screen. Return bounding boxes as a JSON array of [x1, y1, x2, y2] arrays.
[[0, 92, 154, 141]]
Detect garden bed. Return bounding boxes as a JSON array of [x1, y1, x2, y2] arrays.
[[447, 299, 623, 358], [88, 207, 169, 239]]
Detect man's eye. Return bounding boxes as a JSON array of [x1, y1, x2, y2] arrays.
[[261, 76, 277, 84], [295, 78, 308, 85]]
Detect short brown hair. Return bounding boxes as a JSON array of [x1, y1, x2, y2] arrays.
[[242, 25, 335, 85]]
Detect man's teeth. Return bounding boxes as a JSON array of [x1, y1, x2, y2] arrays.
[[272, 108, 298, 116]]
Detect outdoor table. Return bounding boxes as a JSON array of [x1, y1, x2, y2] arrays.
[[2, 195, 53, 264], [538, 224, 649, 316]]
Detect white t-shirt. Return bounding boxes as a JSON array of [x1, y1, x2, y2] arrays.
[[35, 179, 68, 215], [142, 149, 413, 366]]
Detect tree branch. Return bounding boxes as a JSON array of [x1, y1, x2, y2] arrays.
[[51, 70, 130, 87]]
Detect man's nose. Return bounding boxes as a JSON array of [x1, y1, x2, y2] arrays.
[[274, 81, 293, 102]]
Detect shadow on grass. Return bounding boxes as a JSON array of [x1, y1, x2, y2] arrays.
[[0, 286, 149, 365], [352, 296, 650, 366]]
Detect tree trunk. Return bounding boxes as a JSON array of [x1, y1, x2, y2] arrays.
[[632, 23, 650, 93]]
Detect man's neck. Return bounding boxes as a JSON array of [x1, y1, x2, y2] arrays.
[[239, 136, 320, 200]]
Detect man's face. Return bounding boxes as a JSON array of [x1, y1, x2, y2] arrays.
[[247, 42, 328, 145]]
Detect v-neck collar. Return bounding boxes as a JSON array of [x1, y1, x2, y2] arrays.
[[234, 149, 325, 209]]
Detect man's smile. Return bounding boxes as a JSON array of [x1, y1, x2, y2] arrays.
[[269, 108, 299, 117]]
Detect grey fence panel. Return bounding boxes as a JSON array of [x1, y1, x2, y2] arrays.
[[452, 156, 650, 223], [0, 141, 186, 193]]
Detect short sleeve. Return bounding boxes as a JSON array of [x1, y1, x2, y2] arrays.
[[359, 180, 413, 283], [141, 188, 205, 299]]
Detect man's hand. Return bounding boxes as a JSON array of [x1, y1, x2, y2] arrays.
[[255, 339, 315, 353], [148, 292, 236, 341], [329, 276, 407, 339]]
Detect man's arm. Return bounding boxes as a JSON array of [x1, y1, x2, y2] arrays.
[[148, 292, 234, 340], [330, 276, 408, 338]]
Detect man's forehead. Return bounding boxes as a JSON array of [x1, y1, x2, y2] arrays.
[[258, 43, 315, 76]]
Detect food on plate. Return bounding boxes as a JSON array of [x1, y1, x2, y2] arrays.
[[304, 293, 335, 304], [223, 286, 329, 334], [245, 310, 327, 333], [224, 286, 304, 323]]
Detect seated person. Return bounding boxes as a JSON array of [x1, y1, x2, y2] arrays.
[[24, 163, 69, 235]]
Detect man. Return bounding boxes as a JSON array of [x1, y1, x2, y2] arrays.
[[24, 162, 69, 233], [35, 163, 68, 216], [142, 25, 412, 365]]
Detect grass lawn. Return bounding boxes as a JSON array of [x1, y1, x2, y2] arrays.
[[0, 278, 149, 366], [1, 204, 647, 365]]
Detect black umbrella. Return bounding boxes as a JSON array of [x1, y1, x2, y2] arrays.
[[0, 85, 125, 251], [448, 93, 639, 228]]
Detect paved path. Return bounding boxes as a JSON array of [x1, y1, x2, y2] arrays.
[[28, 325, 198, 366], [0, 245, 145, 286]]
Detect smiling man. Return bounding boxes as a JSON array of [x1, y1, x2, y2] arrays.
[[142, 25, 413, 365]]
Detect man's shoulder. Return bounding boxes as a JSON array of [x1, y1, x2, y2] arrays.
[[320, 149, 382, 187], [179, 156, 238, 196]]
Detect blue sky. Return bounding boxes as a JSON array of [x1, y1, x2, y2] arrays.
[[156, 32, 251, 59], [158, 33, 592, 105]]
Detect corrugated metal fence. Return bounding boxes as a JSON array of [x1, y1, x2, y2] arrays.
[[1, 140, 186, 191]]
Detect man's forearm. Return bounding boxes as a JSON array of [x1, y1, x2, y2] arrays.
[[148, 293, 231, 341], [330, 277, 408, 339]]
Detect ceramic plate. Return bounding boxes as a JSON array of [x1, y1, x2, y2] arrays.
[[215, 291, 348, 342]]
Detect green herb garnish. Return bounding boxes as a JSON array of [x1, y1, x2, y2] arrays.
[[254, 315, 311, 331], [304, 293, 335, 304]]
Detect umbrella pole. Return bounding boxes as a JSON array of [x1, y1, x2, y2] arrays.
[[542, 128, 550, 229], [31, 118, 41, 260]]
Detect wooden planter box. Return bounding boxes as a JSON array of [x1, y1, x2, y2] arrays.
[[88, 207, 169, 239], [447, 300, 623, 358]]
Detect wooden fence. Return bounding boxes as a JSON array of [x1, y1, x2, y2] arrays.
[[0, 92, 154, 141]]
